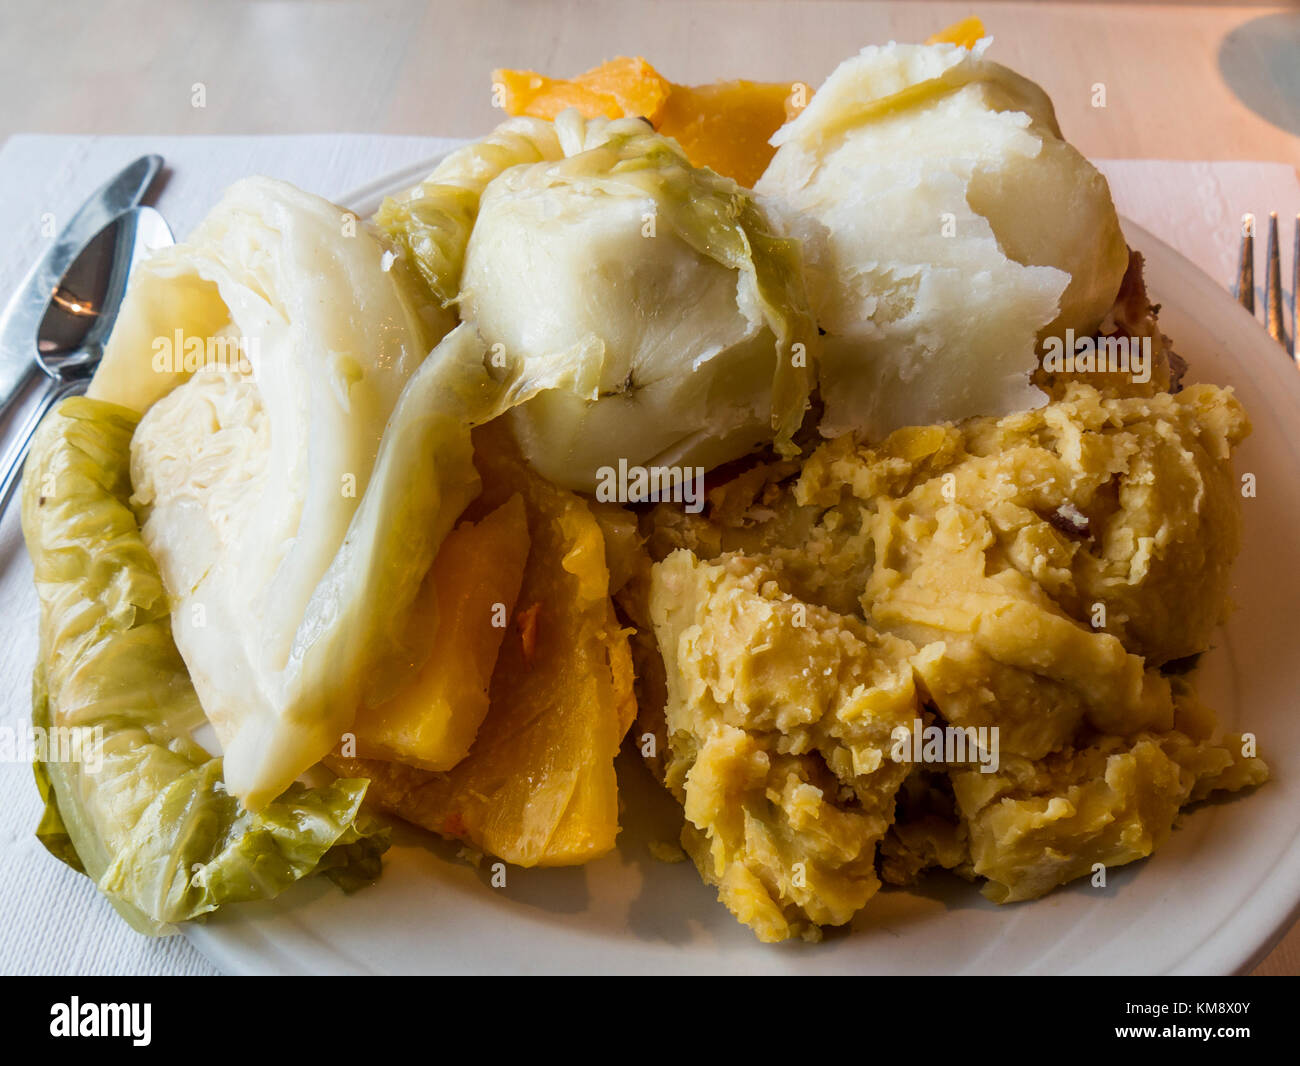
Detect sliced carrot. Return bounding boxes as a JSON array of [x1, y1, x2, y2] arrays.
[[657, 79, 805, 187], [493, 56, 671, 124], [494, 55, 806, 186], [926, 15, 986, 48]]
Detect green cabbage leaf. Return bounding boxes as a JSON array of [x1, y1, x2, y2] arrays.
[[23, 397, 389, 935]]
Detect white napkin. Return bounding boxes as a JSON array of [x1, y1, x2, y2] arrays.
[[0, 135, 1295, 976]]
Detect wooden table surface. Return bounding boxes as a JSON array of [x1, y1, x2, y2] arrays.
[[0, 0, 1296, 976], [1, 0, 1297, 167]]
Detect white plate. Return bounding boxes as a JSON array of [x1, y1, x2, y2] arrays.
[[180, 161, 1300, 974]]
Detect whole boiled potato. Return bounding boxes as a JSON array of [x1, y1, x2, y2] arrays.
[[756, 41, 1129, 437]]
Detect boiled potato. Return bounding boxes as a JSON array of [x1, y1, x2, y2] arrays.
[[756, 40, 1129, 437]]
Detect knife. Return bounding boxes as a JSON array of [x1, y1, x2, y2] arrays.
[[0, 154, 163, 414]]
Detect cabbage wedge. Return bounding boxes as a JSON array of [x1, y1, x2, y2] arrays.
[[381, 112, 818, 493], [87, 177, 508, 810], [460, 111, 818, 491], [23, 397, 389, 935], [375, 117, 563, 309]]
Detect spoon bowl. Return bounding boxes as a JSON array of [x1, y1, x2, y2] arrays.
[[36, 206, 173, 382]]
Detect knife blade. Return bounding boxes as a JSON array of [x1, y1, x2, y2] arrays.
[[0, 154, 163, 413]]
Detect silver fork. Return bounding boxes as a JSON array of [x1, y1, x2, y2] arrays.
[[1235, 211, 1298, 359]]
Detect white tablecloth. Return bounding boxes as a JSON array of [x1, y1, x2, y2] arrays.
[[0, 135, 1296, 976]]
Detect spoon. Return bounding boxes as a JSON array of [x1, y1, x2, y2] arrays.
[[0, 206, 174, 515], [0, 155, 163, 419]]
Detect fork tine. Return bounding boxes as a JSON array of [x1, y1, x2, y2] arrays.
[[1236, 213, 1255, 313], [1266, 211, 1286, 349], [1292, 214, 1299, 359]]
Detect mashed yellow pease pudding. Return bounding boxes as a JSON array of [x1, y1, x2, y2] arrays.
[[622, 349, 1266, 942]]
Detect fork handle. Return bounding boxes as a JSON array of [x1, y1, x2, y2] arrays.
[[0, 378, 86, 518]]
